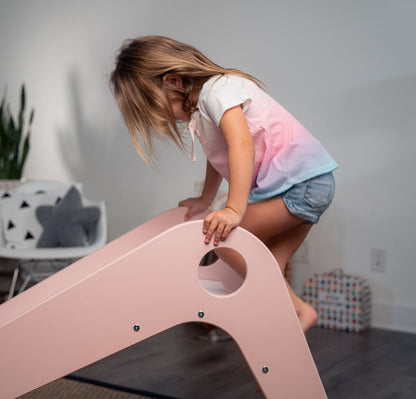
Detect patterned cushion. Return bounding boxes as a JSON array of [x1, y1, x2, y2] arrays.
[[0, 187, 68, 249], [36, 186, 100, 248]]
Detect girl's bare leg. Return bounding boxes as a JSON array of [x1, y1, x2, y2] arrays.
[[213, 247, 247, 278], [265, 224, 318, 331], [217, 197, 318, 331]]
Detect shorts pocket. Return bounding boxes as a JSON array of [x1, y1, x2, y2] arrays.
[[304, 174, 335, 209]]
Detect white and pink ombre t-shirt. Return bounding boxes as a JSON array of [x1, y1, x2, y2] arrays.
[[188, 75, 338, 202]]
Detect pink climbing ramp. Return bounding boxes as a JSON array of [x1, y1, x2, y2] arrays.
[[0, 207, 326, 398]]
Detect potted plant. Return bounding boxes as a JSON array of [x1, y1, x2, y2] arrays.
[[0, 84, 35, 182]]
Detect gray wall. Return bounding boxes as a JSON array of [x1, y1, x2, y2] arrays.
[[1, 0, 415, 332]]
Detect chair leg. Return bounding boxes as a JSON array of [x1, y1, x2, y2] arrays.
[[8, 267, 19, 300], [18, 274, 32, 295]]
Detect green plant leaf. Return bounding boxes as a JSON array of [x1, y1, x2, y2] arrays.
[[18, 84, 26, 129], [0, 83, 34, 179], [19, 130, 31, 177], [29, 108, 35, 125]]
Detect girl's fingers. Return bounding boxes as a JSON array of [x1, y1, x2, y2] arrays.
[[179, 201, 192, 220], [180, 197, 211, 221], [214, 223, 225, 246], [204, 218, 227, 246], [178, 199, 187, 207], [221, 225, 233, 241], [204, 210, 239, 245], [204, 217, 218, 244], [203, 218, 210, 234], [184, 209, 192, 221]]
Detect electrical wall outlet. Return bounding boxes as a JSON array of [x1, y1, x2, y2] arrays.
[[370, 248, 387, 272]]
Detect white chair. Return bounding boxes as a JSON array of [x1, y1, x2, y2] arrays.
[[0, 180, 107, 298]]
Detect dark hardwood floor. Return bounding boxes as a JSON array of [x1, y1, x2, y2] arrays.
[[307, 326, 416, 399], [1, 268, 415, 399], [71, 323, 416, 399]]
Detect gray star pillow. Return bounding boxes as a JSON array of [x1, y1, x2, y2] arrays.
[[36, 186, 100, 248]]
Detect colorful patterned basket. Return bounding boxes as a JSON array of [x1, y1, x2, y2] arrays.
[[302, 269, 372, 332]]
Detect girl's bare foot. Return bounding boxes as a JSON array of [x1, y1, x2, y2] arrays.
[[285, 281, 317, 332], [296, 300, 318, 332]]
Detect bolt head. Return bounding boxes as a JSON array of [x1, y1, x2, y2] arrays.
[[198, 311, 205, 318], [262, 366, 269, 374], [133, 324, 140, 332]]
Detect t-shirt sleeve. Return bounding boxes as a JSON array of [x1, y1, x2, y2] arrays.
[[200, 76, 252, 127]]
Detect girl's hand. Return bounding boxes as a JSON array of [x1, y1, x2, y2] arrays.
[[178, 197, 210, 220], [203, 207, 242, 246]]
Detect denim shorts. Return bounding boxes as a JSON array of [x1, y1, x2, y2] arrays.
[[278, 172, 335, 224]]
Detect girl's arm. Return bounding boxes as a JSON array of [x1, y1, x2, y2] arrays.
[[201, 160, 224, 205], [178, 159, 223, 220], [203, 105, 254, 245]]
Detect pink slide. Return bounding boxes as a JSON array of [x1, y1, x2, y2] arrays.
[[0, 207, 326, 398]]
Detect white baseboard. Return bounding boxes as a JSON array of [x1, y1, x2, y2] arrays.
[[371, 300, 416, 334]]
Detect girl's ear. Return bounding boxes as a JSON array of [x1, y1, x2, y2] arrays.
[[162, 73, 184, 92]]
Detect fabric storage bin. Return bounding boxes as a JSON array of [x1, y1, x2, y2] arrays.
[[302, 269, 371, 332]]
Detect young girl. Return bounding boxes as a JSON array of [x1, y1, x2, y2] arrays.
[[110, 35, 337, 332]]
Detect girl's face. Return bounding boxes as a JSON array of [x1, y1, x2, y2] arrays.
[[169, 98, 189, 122]]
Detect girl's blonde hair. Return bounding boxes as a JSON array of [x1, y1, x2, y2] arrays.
[[110, 35, 263, 164]]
